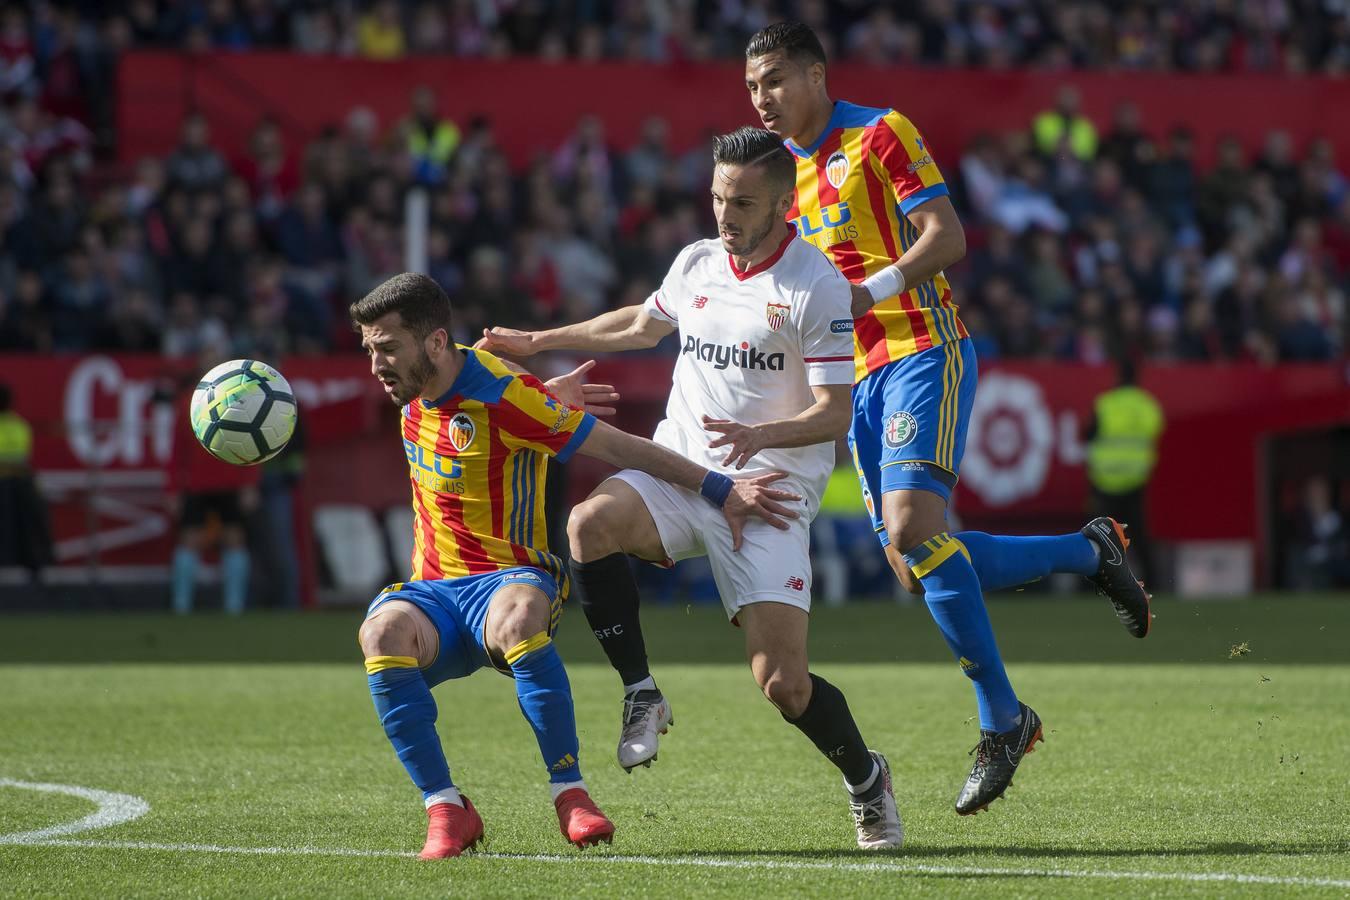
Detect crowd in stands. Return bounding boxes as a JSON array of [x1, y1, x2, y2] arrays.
[[0, 3, 1346, 363], [34, 0, 1350, 76]]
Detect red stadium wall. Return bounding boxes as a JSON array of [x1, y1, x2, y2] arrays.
[[3, 355, 1345, 587], [118, 52, 1350, 169]]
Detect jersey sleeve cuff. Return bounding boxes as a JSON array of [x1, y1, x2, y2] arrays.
[[898, 183, 949, 215], [805, 361, 856, 385], [554, 412, 597, 463], [645, 291, 678, 324]]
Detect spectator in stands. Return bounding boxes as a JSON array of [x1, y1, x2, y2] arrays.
[[357, 0, 405, 59], [165, 111, 228, 193], [1033, 85, 1097, 162]]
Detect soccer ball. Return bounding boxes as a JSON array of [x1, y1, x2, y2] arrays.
[[190, 359, 298, 465]]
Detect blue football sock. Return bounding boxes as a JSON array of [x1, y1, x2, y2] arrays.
[[507, 632, 581, 784], [171, 546, 198, 615], [904, 534, 1020, 732], [367, 659, 454, 799], [221, 547, 250, 615], [956, 531, 1099, 592]]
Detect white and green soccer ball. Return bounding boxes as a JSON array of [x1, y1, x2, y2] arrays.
[[190, 359, 298, 465]]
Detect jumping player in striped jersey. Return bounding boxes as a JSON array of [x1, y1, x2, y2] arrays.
[[743, 22, 1153, 816], [352, 273, 798, 858]]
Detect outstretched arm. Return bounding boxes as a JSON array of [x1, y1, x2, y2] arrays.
[[702, 384, 852, 470], [577, 419, 801, 551], [479, 305, 675, 357]]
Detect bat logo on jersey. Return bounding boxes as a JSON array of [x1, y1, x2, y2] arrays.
[[682, 336, 785, 371], [448, 413, 476, 451], [825, 150, 849, 188], [765, 302, 790, 332], [885, 411, 919, 448], [692, 295, 710, 309]]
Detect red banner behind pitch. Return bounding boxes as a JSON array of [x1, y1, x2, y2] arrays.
[[0, 354, 1345, 572]]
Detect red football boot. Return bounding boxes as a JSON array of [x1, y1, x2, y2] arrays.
[[419, 795, 485, 859], [554, 788, 615, 849]]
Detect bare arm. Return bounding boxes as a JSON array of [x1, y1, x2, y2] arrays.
[[702, 384, 852, 470], [850, 196, 967, 318], [478, 305, 675, 356], [488, 357, 620, 417], [577, 418, 801, 550]]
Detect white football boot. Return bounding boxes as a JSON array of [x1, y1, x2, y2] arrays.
[[848, 751, 904, 850], [617, 689, 673, 772]]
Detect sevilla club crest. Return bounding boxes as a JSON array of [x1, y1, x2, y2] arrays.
[[766, 302, 790, 331], [449, 412, 476, 451]]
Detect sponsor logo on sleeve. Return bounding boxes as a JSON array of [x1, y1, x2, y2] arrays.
[[830, 319, 854, 334]]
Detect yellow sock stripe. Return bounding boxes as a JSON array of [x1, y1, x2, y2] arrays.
[[955, 537, 972, 563], [504, 631, 552, 666], [365, 655, 419, 674], [910, 536, 961, 579]]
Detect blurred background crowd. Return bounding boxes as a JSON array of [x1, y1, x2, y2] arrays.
[[0, 3, 1348, 367]]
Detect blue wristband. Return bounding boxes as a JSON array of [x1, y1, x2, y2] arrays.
[[700, 471, 734, 508]]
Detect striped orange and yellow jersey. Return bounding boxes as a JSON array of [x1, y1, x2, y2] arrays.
[[400, 347, 595, 588], [786, 101, 969, 383]]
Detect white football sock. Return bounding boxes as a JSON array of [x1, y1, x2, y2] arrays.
[[424, 787, 464, 809], [623, 676, 657, 695], [550, 779, 587, 801], [845, 759, 881, 796]]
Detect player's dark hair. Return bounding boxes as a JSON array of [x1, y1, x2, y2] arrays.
[[350, 272, 453, 341], [712, 126, 796, 196], [745, 21, 827, 67]]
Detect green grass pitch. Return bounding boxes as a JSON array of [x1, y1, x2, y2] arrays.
[[2, 594, 1348, 897]]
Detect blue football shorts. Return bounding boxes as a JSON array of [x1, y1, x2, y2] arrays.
[[364, 566, 563, 686], [848, 339, 978, 547]]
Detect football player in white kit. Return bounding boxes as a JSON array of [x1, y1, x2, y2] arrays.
[[478, 127, 902, 850]]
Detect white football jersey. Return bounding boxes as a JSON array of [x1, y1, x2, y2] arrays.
[[643, 230, 856, 511]]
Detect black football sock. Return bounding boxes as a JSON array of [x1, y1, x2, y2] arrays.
[[784, 673, 876, 787], [570, 553, 651, 688]]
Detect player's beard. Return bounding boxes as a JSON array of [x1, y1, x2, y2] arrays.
[[721, 210, 778, 261], [385, 348, 437, 405]]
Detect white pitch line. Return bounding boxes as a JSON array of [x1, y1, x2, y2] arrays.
[[0, 779, 149, 843], [8, 837, 1350, 890]]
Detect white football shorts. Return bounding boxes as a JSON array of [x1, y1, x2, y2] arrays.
[[610, 469, 814, 621]]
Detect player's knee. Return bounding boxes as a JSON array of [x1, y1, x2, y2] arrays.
[[566, 499, 622, 561], [759, 668, 812, 718], [358, 612, 417, 659], [885, 551, 923, 593], [486, 593, 550, 653], [884, 510, 941, 558]]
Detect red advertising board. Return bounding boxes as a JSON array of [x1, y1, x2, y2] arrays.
[[1, 354, 1346, 583]]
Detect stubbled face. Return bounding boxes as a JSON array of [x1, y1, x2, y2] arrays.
[[710, 162, 787, 259], [745, 50, 819, 142], [360, 312, 438, 406]]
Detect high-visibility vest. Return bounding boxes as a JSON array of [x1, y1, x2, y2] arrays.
[[1032, 111, 1098, 161], [1087, 386, 1165, 494], [407, 120, 461, 167], [0, 412, 32, 465]]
